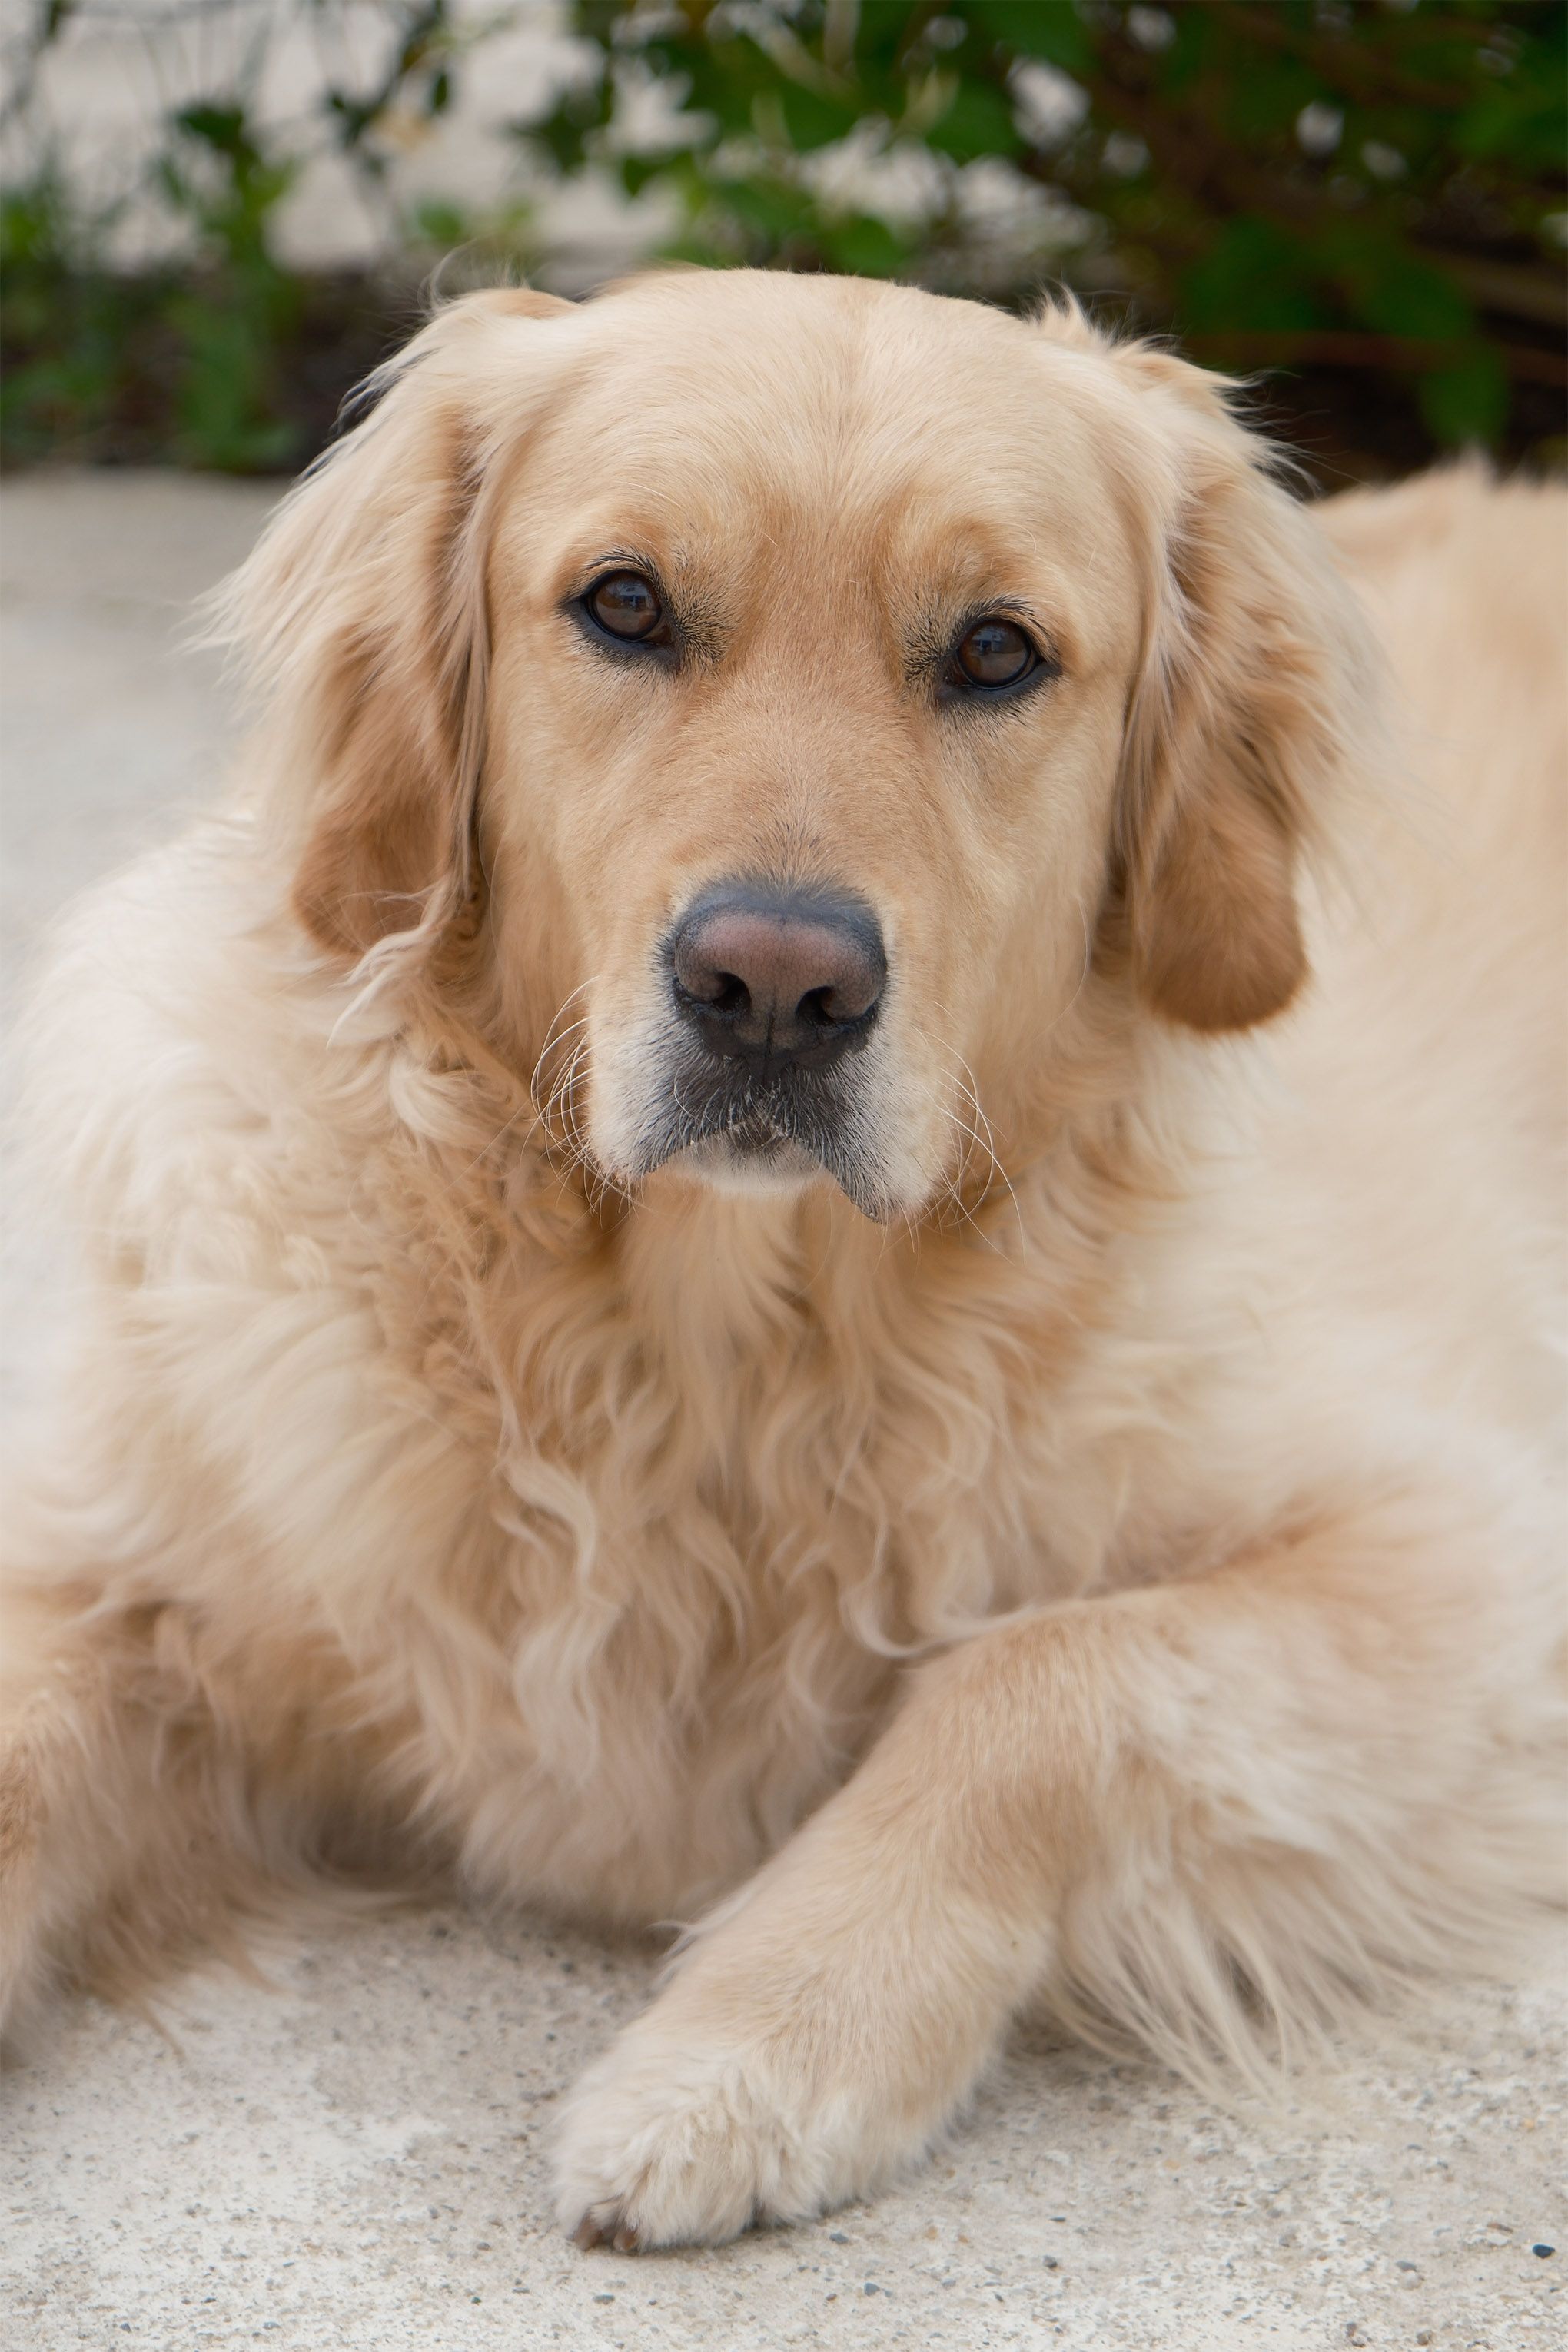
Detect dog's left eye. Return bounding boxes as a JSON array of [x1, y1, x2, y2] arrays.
[[583, 570, 669, 646], [952, 616, 1038, 693]]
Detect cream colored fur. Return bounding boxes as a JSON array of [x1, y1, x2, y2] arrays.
[[2, 271, 1563, 2252]]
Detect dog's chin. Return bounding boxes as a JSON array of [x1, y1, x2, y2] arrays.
[[625, 1114, 896, 1221], [676, 1128, 830, 1200]]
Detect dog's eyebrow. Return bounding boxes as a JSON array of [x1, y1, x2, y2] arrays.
[[559, 547, 667, 600]]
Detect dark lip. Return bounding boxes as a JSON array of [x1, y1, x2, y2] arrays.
[[633, 1043, 887, 1216], [662, 1058, 848, 1152], [702, 1112, 807, 1161]]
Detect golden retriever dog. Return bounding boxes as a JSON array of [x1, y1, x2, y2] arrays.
[[2, 270, 1563, 2252]]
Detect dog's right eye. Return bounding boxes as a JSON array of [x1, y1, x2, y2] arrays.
[[583, 570, 669, 646]]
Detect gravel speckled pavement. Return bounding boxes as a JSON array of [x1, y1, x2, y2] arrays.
[[2, 475, 1563, 2351]]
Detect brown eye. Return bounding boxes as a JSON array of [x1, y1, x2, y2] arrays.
[[953, 616, 1036, 690], [585, 570, 666, 643]]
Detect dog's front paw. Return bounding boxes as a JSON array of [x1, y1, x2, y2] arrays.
[[553, 2016, 892, 2251]]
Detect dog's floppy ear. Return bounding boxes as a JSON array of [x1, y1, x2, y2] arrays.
[[1101, 342, 1368, 1033], [214, 287, 572, 971]]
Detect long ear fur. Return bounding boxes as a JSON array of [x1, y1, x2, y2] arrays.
[[1078, 330, 1373, 1033], [208, 287, 573, 979]]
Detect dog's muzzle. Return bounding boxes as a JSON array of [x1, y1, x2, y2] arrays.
[[631, 879, 892, 1210]]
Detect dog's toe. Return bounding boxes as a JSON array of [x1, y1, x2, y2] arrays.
[[570, 2205, 641, 2253], [554, 2034, 815, 2251]]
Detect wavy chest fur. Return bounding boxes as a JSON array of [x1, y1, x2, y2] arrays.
[[351, 1106, 1129, 1925]]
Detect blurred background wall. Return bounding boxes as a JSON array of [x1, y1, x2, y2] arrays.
[[2, 0, 1563, 483]]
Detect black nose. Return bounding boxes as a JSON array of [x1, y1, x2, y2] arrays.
[[670, 884, 886, 1071]]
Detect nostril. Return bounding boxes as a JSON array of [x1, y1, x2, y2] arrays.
[[709, 971, 749, 1016], [798, 985, 841, 1029], [671, 935, 749, 1012]]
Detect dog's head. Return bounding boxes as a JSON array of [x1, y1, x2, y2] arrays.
[[227, 271, 1367, 1221]]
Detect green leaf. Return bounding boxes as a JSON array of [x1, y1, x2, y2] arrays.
[[413, 198, 467, 245], [1457, 81, 1568, 170], [175, 104, 251, 160], [1332, 244, 1473, 342], [1178, 218, 1324, 335], [971, 2, 1094, 76], [819, 211, 909, 276], [926, 77, 1021, 162], [779, 83, 862, 154], [1218, 55, 1321, 144], [723, 174, 817, 244], [620, 153, 672, 198], [1418, 344, 1510, 447]]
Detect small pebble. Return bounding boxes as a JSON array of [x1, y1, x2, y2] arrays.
[[828, 2231, 849, 2244], [863, 2281, 879, 2294], [1533, 2242, 1556, 2257]]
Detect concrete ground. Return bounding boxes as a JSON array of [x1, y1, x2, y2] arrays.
[[2, 474, 1563, 2350]]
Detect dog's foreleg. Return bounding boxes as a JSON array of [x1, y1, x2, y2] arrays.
[[554, 1479, 1563, 2248]]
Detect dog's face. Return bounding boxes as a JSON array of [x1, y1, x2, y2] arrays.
[[247, 273, 1361, 1221], [481, 274, 1149, 1219]]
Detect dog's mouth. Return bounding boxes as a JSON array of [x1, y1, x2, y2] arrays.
[[705, 1105, 803, 1159], [631, 1053, 889, 1214]]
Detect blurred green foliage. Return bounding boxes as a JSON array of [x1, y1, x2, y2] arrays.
[[2, 0, 1563, 475], [1, 0, 462, 470], [531, 0, 1565, 456]]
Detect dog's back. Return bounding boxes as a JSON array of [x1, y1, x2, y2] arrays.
[[1291, 470, 1568, 1446]]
